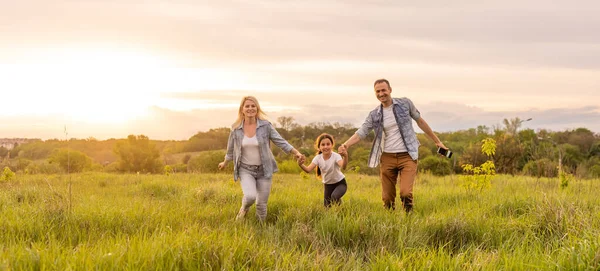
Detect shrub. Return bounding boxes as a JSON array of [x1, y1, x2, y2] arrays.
[[182, 154, 192, 164], [589, 164, 600, 178], [419, 156, 452, 176], [113, 135, 163, 173], [171, 163, 188, 173], [48, 148, 92, 173], [36, 162, 63, 174], [188, 150, 228, 173], [460, 138, 496, 192], [103, 162, 120, 173], [1, 166, 15, 181], [15, 158, 32, 173], [278, 159, 302, 174], [522, 158, 558, 178], [559, 171, 574, 189], [164, 165, 174, 175]]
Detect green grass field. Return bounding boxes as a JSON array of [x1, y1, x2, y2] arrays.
[[1, 172, 599, 270]]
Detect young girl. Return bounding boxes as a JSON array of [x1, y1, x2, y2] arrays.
[[297, 133, 349, 207]]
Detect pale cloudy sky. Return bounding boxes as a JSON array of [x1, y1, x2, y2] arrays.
[[1, 0, 599, 140]]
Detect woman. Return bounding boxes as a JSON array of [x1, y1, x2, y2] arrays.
[[218, 96, 304, 222]]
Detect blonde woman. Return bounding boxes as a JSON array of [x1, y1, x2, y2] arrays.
[[218, 96, 304, 222]]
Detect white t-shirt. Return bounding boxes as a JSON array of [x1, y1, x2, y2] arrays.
[[241, 135, 261, 165], [382, 105, 407, 153], [311, 152, 345, 184]]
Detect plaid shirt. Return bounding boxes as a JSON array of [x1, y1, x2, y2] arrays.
[[356, 98, 421, 167]]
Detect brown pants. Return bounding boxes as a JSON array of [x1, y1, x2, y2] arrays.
[[380, 152, 418, 212]]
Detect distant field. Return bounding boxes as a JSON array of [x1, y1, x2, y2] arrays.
[[1, 172, 599, 270]]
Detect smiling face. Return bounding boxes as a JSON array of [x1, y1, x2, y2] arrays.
[[319, 137, 334, 155], [241, 99, 257, 118], [374, 81, 393, 107]]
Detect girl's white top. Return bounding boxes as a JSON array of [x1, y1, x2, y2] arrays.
[[311, 152, 345, 184]]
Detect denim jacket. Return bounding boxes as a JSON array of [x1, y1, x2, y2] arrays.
[[356, 97, 421, 167], [225, 119, 294, 181]]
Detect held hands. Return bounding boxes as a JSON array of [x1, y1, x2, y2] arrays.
[[338, 144, 348, 156], [293, 150, 305, 164], [295, 152, 306, 165], [296, 155, 306, 165]]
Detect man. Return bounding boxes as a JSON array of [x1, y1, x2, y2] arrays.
[[339, 79, 448, 213]]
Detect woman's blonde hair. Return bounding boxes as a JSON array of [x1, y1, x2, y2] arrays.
[[231, 96, 268, 129]]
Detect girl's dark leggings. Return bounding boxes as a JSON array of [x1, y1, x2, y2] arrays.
[[324, 178, 347, 207]]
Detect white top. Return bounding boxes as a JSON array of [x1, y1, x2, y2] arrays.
[[311, 152, 345, 184], [382, 105, 407, 153], [241, 135, 261, 165]]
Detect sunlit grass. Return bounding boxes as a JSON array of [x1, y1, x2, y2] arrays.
[[1, 172, 599, 270]]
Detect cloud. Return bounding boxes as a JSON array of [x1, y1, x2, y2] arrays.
[[2, 103, 598, 141], [418, 103, 600, 133], [3, 1, 600, 69], [1, 0, 600, 140]]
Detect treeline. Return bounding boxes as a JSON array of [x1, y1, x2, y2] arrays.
[[1, 117, 599, 178]]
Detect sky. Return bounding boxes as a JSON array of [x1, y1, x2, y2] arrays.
[[1, 0, 599, 140]]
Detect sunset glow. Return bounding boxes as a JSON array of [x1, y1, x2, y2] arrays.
[[1, 1, 599, 139]]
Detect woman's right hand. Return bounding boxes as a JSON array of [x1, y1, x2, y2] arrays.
[[218, 161, 226, 170]]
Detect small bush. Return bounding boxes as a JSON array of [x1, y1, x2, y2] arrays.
[[164, 165, 174, 176], [523, 158, 558, 178], [278, 159, 302, 174], [559, 171, 573, 189], [103, 162, 120, 173], [589, 164, 600, 178], [459, 138, 496, 192], [419, 156, 452, 176], [48, 148, 92, 173], [188, 150, 228, 173], [171, 163, 188, 173], [1, 166, 15, 181], [182, 154, 192, 165]]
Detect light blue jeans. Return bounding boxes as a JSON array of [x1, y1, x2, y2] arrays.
[[238, 165, 272, 221]]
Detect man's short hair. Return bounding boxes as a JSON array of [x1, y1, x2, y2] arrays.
[[374, 79, 391, 88]]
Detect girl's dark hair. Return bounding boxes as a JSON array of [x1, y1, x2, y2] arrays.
[[314, 133, 335, 179]]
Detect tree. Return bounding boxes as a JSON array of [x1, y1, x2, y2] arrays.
[[560, 143, 584, 173], [187, 150, 229, 173], [182, 154, 192, 164], [0, 147, 8, 160], [1, 166, 15, 181], [113, 135, 162, 173], [419, 156, 452, 176], [502, 117, 527, 135], [494, 134, 524, 174], [523, 158, 558, 178], [277, 116, 297, 132], [185, 128, 230, 152], [460, 138, 496, 192], [48, 148, 92, 173]]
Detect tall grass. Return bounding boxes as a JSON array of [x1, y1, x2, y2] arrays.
[[1, 172, 599, 270]]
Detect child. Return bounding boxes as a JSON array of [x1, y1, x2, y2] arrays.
[[297, 133, 349, 207]]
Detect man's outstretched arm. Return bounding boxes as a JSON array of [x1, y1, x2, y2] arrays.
[[416, 117, 448, 150]]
